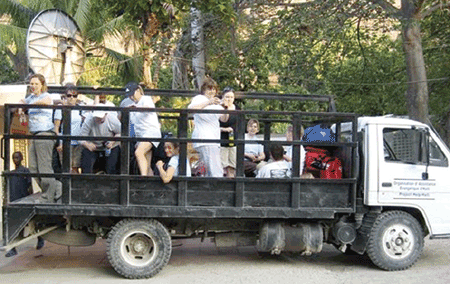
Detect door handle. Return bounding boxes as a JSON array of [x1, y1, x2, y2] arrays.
[[382, 182, 392, 187]]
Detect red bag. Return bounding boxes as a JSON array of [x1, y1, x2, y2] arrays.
[[319, 157, 342, 179], [304, 147, 329, 172]]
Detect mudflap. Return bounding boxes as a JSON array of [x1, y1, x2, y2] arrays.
[[351, 212, 380, 254], [3, 206, 36, 245]]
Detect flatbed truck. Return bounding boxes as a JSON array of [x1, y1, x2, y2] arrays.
[[2, 87, 450, 278]]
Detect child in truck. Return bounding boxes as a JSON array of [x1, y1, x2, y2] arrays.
[[5, 151, 45, 257], [156, 141, 191, 183], [244, 119, 266, 177], [256, 143, 291, 178]]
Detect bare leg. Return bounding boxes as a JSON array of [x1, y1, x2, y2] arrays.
[[135, 142, 153, 176], [226, 167, 236, 178], [146, 150, 154, 176]]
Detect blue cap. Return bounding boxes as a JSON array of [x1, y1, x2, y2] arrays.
[[125, 82, 139, 97]]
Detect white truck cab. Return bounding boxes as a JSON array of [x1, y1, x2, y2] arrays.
[[360, 116, 450, 238]]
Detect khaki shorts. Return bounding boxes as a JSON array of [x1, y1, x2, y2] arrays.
[[220, 146, 236, 168]]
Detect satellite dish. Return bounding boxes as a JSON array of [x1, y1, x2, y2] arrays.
[[26, 9, 85, 85]]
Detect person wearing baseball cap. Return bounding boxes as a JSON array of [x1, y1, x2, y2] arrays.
[[79, 103, 122, 174], [126, 82, 162, 176]]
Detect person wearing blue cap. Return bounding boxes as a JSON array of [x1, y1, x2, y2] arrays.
[[125, 82, 162, 176]]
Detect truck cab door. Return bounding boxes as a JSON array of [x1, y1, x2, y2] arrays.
[[378, 126, 450, 236]]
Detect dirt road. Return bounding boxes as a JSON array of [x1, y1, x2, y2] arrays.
[[1, 237, 449, 284]]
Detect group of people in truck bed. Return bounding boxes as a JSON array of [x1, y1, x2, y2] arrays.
[[15, 74, 316, 203]]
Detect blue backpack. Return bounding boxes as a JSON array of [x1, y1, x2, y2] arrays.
[[303, 124, 336, 142]]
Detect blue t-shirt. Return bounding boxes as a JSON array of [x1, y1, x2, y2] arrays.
[[25, 92, 54, 133]]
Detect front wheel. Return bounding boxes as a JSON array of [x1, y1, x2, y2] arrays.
[[106, 219, 172, 279], [367, 211, 424, 271]]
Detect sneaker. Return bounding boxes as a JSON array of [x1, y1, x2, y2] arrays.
[[36, 237, 45, 250], [5, 248, 17, 257]]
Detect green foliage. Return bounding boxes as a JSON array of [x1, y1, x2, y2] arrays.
[[195, 1, 412, 119], [0, 50, 19, 83], [421, 8, 450, 136]]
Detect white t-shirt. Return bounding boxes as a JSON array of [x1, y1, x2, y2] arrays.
[[284, 145, 306, 174], [188, 95, 223, 148], [244, 134, 264, 156], [70, 108, 84, 145], [130, 96, 161, 139], [80, 113, 121, 148], [168, 155, 192, 177], [256, 161, 291, 178], [120, 97, 136, 137]]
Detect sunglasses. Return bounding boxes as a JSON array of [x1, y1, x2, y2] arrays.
[[67, 94, 78, 98]]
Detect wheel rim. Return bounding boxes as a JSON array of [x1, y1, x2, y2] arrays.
[[120, 230, 157, 267], [382, 224, 414, 260]]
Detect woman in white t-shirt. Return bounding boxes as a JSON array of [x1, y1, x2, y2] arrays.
[[156, 141, 191, 183], [187, 77, 232, 177], [125, 82, 162, 176]]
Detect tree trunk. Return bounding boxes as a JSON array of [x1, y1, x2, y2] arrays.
[[191, 6, 205, 89], [402, 20, 429, 124], [152, 36, 169, 88], [9, 51, 29, 81], [172, 45, 190, 89], [142, 13, 160, 88]]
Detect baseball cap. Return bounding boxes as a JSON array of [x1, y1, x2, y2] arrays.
[[93, 110, 107, 118], [93, 103, 107, 118], [125, 82, 139, 97]]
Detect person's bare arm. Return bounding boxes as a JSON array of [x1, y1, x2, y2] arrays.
[[156, 161, 176, 183], [256, 151, 266, 162], [188, 97, 220, 109], [54, 119, 61, 135], [219, 102, 234, 122], [31, 96, 52, 105]]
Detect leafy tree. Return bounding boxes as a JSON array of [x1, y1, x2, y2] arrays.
[[0, 50, 19, 83], [420, 7, 450, 143], [365, 0, 450, 124]]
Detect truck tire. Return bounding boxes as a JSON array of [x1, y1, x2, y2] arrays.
[[106, 219, 172, 279], [367, 211, 424, 271]]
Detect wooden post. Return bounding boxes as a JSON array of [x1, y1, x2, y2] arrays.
[[178, 110, 188, 206], [119, 109, 130, 206], [61, 107, 71, 205]]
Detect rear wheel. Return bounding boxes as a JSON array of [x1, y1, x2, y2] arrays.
[[367, 211, 424, 271], [106, 219, 172, 279]]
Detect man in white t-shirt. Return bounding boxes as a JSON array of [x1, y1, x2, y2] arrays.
[[80, 109, 121, 174], [188, 77, 232, 177], [125, 82, 162, 176], [256, 143, 291, 178]]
